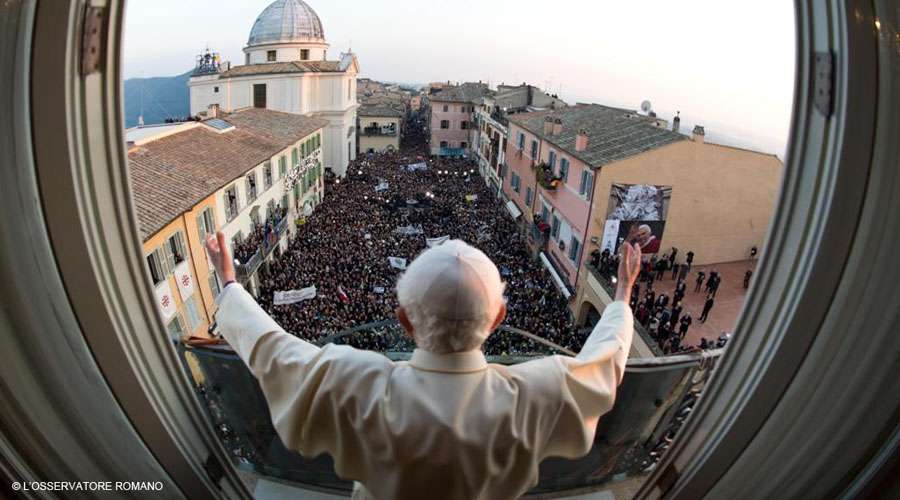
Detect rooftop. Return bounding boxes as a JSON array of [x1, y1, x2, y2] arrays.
[[219, 60, 343, 78], [429, 82, 494, 104], [358, 104, 405, 118], [508, 104, 686, 168], [128, 108, 328, 240]]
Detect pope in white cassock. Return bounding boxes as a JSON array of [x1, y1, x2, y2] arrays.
[[205, 231, 640, 500]]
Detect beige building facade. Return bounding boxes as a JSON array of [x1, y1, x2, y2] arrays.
[[357, 106, 403, 153]]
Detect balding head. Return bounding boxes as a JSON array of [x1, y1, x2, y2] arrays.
[[396, 240, 506, 353]]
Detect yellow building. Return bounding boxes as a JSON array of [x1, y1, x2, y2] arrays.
[[128, 108, 328, 340], [138, 193, 220, 340], [358, 104, 404, 153]]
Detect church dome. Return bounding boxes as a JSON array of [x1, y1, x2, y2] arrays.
[[247, 0, 326, 47]]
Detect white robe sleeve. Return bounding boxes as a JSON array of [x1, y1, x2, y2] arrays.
[[511, 301, 633, 459], [213, 283, 392, 477]]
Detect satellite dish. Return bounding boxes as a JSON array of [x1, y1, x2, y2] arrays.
[[640, 100, 653, 113]]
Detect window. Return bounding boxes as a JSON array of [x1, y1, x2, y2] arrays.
[[461, 121, 468, 130], [208, 273, 221, 299], [440, 141, 448, 148], [145, 247, 168, 285], [551, 214, 561, 239], [246, 172, 258, 201], [549, 151, 557, 170], [266, 199, 275, 220], [442, 105, 448, 112], [579, 170, 593, 198], [213, 86, 219, 93], [440, 120, 450, 129], [300, 49, 309, 60], [263, 162, 273, 189], [517, 132, 525, 150], [166, 315, 185, 341], [541, 203, 550, 223], [278, 155, 286, 178], [224, 185, 239, 221], [184, 295, 202, 332], [253, 83, 266, 108], [569, 236, 581, 262], [230, 231, 243, 256], [511, 173, 521, 193], [291, 147, 298, 167], [559, 158, 569, 183], [196, 207, 215, 242], [525, 187, 533, 207], [266, 50, 276, 62], [165, 231, 187, 269], [530, 140, 538, 161], [460, 142, 467, 149]]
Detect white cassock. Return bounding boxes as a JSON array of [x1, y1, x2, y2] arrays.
[[215, 284, 633, 500]]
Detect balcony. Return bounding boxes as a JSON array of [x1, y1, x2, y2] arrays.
[[534, 162, 562, 190], [235, 212, 289, 281], [361, 125, 397, 137], [438, 147, 467, 157], [179, 326, 721, 496]]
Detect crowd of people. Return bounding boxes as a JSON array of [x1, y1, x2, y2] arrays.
[[591, 247, 730, 354], [250, 116, 582, 356]]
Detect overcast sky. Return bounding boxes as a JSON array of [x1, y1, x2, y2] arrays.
[[123, 0, 795, 156]]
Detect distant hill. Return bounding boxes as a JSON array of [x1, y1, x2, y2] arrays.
[[123, 70, 192, 128]]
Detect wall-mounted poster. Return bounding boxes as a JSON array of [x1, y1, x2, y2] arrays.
[[601, 183, 672, 255]]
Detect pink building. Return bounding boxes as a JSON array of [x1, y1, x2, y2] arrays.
[[427, 83, 492, 156], [503, 105, 683, 293]]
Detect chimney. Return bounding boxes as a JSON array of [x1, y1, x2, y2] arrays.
[[543, 116, 554, 135], [208, 103, 220, 119], [692, 125, 706, 144], [552, 118, 563, 135], [672, 111, 681, 133], [575, 129, 589, 152]]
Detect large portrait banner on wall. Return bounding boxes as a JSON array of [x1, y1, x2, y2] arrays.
[[600, 183, 672, 256]]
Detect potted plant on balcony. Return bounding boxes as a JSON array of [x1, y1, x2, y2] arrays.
[[534, 162, 562, 190]]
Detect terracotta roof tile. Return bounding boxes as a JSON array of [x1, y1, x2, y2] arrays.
[[507, 104, 685, 167], [128, 108, 327, 240]]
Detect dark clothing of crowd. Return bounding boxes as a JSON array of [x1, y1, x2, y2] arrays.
[[250, 116, 580, 356]]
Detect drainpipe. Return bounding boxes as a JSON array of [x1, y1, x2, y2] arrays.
[[573, 165, 598, 289]]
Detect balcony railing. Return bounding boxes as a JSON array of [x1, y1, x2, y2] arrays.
[[361, 126, 397, 137], [439, 147, 467, 157], [179, 326, 722, 496], [237, 215, 290, 281]]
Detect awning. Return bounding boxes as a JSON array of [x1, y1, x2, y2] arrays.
[[505, 200, 522, 219], [539, 252, 572, 299]]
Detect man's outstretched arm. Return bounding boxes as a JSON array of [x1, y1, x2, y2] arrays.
[[204, 232, 359, 457], [535, 241, 641, 459]]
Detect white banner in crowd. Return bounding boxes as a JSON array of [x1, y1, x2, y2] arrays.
[[406, 162, 428, 172], [155, 281, 177, 321], [426, 235, 450, 248], [375, 180, 390, 192], [388, 257, 408, 270], [173, 261, 195, 301], [373, 286, 386, 294], [273, 286, 317, 306], [394, 225, 424, 236]]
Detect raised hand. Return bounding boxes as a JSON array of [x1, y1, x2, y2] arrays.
[[205, 231, 237, 285], [615, 242, 641, 302]]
